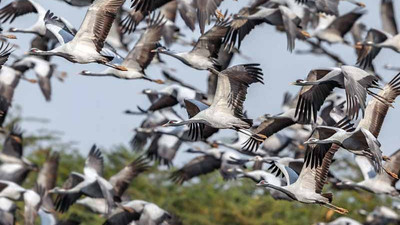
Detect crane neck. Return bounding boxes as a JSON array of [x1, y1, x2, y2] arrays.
[[160, 51, 192, 66], [263, 183, 297, 201]]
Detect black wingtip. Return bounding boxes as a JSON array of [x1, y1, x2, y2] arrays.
[[88, 144, 103, 160], [242, 135, 263, 152]]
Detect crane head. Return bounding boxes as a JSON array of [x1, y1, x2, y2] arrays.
[[256, 180, 268, 186]]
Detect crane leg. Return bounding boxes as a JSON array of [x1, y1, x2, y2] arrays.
[[323, 202, 348, 215]]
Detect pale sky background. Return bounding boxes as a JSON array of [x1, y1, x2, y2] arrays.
[[4, 0, 400, 156]]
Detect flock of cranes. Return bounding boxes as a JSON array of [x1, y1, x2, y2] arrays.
[[0, 0, 398, 224]]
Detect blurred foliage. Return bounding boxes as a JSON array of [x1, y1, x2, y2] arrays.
[[5, 114, 395, 225]]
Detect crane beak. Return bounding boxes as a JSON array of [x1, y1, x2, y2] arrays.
[[115, 65, 128, 71], [300, 30, 311, 39], [297, 144, 306, 150], [2, 34, 17, 39], [152, 79, 165, 84], [215, 9, 225, 20], [210, 142, 219, 148], [122, 206, 135, 213], [357, 2, 366, 7], [354, 42, 363, 50], [256, 180, 267, 186], [11, 135, 22, 143], [254, 133, 267, 140], [383, 168, 399, 180], [21, 76, 37, 83]]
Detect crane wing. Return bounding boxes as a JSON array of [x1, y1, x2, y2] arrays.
[[211, 64, 263, 118], [73, 0, 125, 52]]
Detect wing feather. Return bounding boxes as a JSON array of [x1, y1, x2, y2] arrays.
[[212, 64, 263, 118], [123, 13, 165, 70], [74, 0, 125, 52], [170, 155, 221, 184]]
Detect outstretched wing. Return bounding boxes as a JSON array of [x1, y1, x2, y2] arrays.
[[380, 0, 398, 36], [304, 118, 355, 169], [326, 11, 364, 37], [122, 13, 165, 70], [84, 145, 104, 176], [356, 29, 389, 69], [359, 128, 383, 173], [193, 0, 224, 34], [0, 43, 13, 69], [297, 144, 340, 194], [73, 0, 125, 52], [37, 151, 59, 190], [242, 115, 295, 152], [3, 124, 23, 158], [54, 172, 85, 213], [44, 11, 75, 45], [170, 155, 221, 184], [296, 0, 340, 16], [37, 71, 52, 101], [178, 0, 196, 31], [222, 6, 265, 52], [0, 0, 38, 23], [358, 73, 400, 137], [109, 156, 150, 197], [267, 161, 299, 185], [295, 69, 340, 123], [191, 18, 230, 59], [122, 0, 172, 34], [184, 99, 209, 118], [342, 66, 378, 120], [211, 64, 263, 118]]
